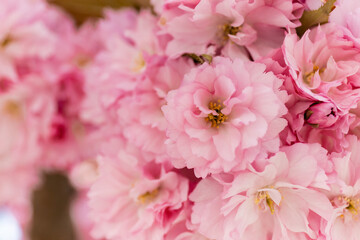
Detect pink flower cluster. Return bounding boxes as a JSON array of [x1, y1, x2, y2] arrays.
[[3, 0, 360, 240]]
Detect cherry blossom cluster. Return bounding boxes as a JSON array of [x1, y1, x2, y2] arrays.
[[2, 0, 360, 240]]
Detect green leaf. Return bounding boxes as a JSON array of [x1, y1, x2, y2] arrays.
[[296, 0, 336, 37]]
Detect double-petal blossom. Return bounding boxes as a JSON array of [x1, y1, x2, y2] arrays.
[[162, 57, 287, 177]]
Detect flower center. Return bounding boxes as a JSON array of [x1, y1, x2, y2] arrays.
[[254, 190, 276, 214], [3, 100, 21, 117], [159, 17, 167, 26], [1, 35, 12, 48], [334, 196, 360, 219], [137, 188, 160, 204], [132, 52, 146, 73], [346, 198, 360, 216], [75, 55, 91, 68], [303, 65, 325, 85], [223, 24, 242, 40], [344, 196, 360, 217], [205, 100, 228, 128]]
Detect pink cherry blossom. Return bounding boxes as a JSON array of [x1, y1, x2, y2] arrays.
[[80, 9, 166, 127], [38, 69, 100, 170], [280, 95, 355, 153], [261, 45, 356, 153], [81, 9, 194, 160], [95, 9, 165, 76], [323, 135, 360, 240], [72, 191, 103, 240], [88, 142, 189, 240], [190, 143, 333, 240], [330, 0, 360, 48], [161, 0, 303, 59], [4, 0, 360, 238], [304, 102, 339, 128], [0, 0, 76, 81], [117, 57, 194, 158], [0, 74, 54, 170], [165, 215, 209, 240], [162, 57, 287, 177], [282, 25, 360, 114]]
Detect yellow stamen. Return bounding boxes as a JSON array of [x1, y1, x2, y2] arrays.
[[254, 190, 276, 214], [216, 24, 242, 44], [137, 188, 160, 204], [159, 17, 167, 26], [223, 24, 242, 40], [3, 100, 21, 117], [205, 100, 228, 128], [334, 196, 360, 219], [346, 197, 360, 216], [132, 52, 146, 73], [303, 65, 325, 85], [75, 55, 91, 68], [1, 35, 12, 48]]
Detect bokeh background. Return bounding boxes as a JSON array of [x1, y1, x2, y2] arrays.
[[48, 0, 150, 25], [1, 1, 149, 240]]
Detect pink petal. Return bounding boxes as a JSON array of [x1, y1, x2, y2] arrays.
[[214, 75, 235, 102], [189, 178, 223, 202], [221, 195, 246, 216], [229, 105, 257, 126], [213, 124, 241, 162], [278, 191, 316, 238], [235, 197, 259, 235], [260, 188, 282, 206], [190, 140, 217, 160], [268, 152, 289, 178], [246, 6, 296, 28], [287, 155, 317, 187], [295, 189, 333, 221], [241, 116, 268, 149], [193, 89, 213, 114], [224, 173, 259, 198]]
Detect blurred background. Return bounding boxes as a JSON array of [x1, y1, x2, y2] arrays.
[[0, 1, 149, 240], [48, 0, 150, 25]]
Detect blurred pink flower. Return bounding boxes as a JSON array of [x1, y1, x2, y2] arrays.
[[0, 75, 54, 170], [72, 191, 103, 240], [118, 57, 194, 158], [89, 144, 189, 240], [330, 0, 360, 48], [80, 9, 166, 127], [0, 0, 76, 81], [38, 70, 100, 170], [0, 167, 39, 232]]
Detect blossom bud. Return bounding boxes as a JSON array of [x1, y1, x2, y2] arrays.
[[304, 102, 339, 128]]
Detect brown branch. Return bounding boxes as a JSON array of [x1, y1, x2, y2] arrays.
[[30, 172, 76, 240], [48, 0, 151, 25]]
